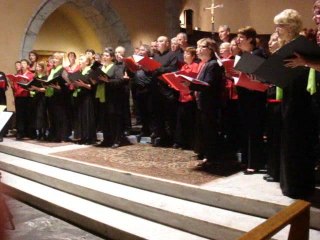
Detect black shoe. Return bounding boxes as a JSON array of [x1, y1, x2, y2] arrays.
[[243, 169, 258, 175], [99, 140, 112, 147], [263, 174, 271, 180], [197, 154, 204, 160], [111, 143, 120, 149], [263, 175, 278, 182], [136, 134, 142, 143], [124, 131, 130, 136], [0, 137, 3, 142], [16, 134, 24, 140], [196, 158, 212, 168], [265, 176, 277, 182], [150, 132, 157, 139], [172, 143, 181, 149], [152, 137, 162, 147]]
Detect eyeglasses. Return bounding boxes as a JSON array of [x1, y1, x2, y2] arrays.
[[197, 45, 208, 49], [275, 23, 289, 28]]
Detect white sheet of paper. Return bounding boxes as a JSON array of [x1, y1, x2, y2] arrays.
[[0, 111, 12, 133], [0, 105, 6, 112]]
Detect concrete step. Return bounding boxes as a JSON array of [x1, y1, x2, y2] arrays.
[[1, 154, 319, 240], [1, 171, 208, 240], [0, 140, 319, 231], [0, 154, 256, 240]]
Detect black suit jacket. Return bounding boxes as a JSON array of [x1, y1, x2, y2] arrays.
[[189, 58, 225, 112]]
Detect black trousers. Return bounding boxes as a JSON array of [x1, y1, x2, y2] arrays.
[[174, 101, 196, 149], [266, 102, 281, 180], [194, 109, 220, 162], [15, 97, 32, 137]]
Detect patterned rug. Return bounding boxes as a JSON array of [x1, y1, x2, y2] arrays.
[[52, 144, 242, 185], [21, 139, 73, 148]]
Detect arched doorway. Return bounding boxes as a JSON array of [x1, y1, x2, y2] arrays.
[[20, 0, 132, 58]]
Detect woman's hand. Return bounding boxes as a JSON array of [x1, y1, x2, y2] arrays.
[[182, 81, 191, 87], [29, 86, 45, 92], [245, 73, 259, 82], [98, 75, 109, 82], [75, 80, 91, 89], [48, 83, 61, 90], [284, 52, 307, 68]]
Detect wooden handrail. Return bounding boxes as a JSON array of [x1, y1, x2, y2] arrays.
[[238, 200, 310, 240]]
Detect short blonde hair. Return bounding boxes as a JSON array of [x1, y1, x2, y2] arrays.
[[53, 52, 64, 65], [274, 9, 303, 36], [79, 54, 91, 65]]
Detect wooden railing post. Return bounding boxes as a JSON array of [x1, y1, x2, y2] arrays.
[[237, 200, 311, 240], [287, 205, 310, 240]]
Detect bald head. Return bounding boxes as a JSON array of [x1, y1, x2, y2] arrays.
[[157, 36, 170, 53]]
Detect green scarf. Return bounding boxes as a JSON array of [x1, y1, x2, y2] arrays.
[[46, 65, 63, 97], [31, 73, 43, 98], [45, 87, 54, 97], [73, 66, 92, 97], [276, 87, 283, 100], [82, 66, 91, 75], [307, 68, 317, 95], [73, 88, 81, 97], [95, 63, 114, 103], [48, 65, 63, 80]]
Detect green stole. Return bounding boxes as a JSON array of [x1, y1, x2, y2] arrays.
[[95, 63, 114, 103], [73, 66, 91, 97], [45, 65, 63, 97], [307, 68, 317, 95], [30, 73, 43, 97], [276, 87, 283, 100]]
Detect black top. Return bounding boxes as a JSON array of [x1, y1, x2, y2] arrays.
[[189, 58, 225, 112]]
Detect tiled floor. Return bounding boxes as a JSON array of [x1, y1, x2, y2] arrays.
[[3, 196, 105, 240]]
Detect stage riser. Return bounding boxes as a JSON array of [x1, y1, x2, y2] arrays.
[[0, 156, 259, 240], [0, 144, 293, 224], [0, 144, 319, 231], [1, 171, 209, 240], [1, 154, 320, 240]]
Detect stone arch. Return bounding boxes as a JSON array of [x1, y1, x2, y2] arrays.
[[20, 0, 132, 58]]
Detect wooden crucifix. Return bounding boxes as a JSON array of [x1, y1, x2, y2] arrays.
[[204, 0, 223, 38]]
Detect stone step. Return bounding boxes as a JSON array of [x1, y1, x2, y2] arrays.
[[0, 140, 319, 231], [0, 154, 254, 239], [1, 154, 319, 240], [1, 171, 208, 240]]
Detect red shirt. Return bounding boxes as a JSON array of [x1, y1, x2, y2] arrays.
[[179, 62, 199, 102], [64, 64, 81, 73], [12, 71, 34, 97]]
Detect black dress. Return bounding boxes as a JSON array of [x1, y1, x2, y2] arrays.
[[280, 68, 317, 198], [265, 86, 281, 181], [72, 72, 96, 144], [46, 67, 71, 142], [33, 75, 48, 139], [236, 48, 267, 170], [189, 58, 226, 162], [0, 72, 7, 140], [103, 63, 127, 146]]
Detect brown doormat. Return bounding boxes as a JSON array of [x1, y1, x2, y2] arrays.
[[21, 139, 73, 147], [52, 144, 241, 185]]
